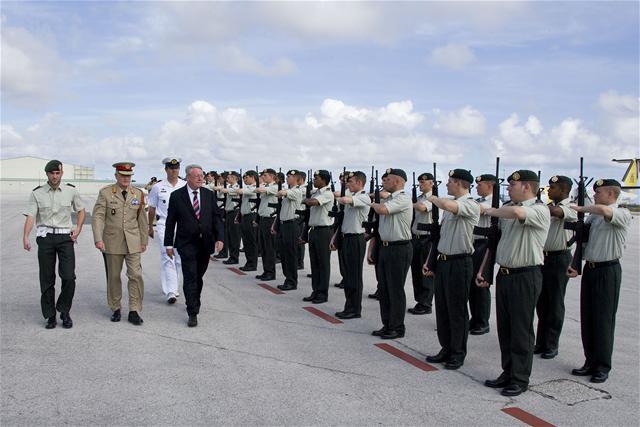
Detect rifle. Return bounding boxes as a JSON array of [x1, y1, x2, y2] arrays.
[[249, 166, 261, 225], [564, 157, 592, 275], [268, 168, 283, 233], [411, 171, 418, 228], [477, 157, 502, 286], [537, 170, 542, 201], [296, 169, 313, 243], [418, 163, 440, 273], [362, 169, 380, 263], [235, 168, 243, 223], [329, 167, 347, 249]]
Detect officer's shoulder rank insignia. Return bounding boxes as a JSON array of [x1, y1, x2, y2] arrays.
[[32, 185, 42, 191], [66, 183, 76, 188]]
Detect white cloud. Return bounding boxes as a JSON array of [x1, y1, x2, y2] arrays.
[[0, 24, 66, 106], [598, 91, 639, 148], [432, 106, 485, 137], [214, 45, 297, 77], [430, 43, 476, 69]]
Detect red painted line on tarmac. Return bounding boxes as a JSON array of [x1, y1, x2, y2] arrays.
[[257, 283, 285, 295], [374, 343, 438, 372], [303, 307, 343, 324], [501, 407, 555, 427], [227, 267, 246, 276]]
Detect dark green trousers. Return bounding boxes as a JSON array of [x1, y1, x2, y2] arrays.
[[378, 242, 412, 332], [259, 218, 276, 277], [309, 226, 332, 299], [240, 213, 258, 268], [225, 210, 241, 261], [580, 261, 621, 373], [535, 250, 572, 351], [411, 236, 434, 308], [496, 267, 542, 387], [278, 221, 300, 287], [37, 234, 76, 318], [339, 234, 366, 314], [434, 255, 473, 362], [469, 239, 491, 329]]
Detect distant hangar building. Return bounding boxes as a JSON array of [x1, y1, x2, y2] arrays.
[[0, 156, 114, 195]]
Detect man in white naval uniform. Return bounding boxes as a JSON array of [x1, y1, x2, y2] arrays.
[[148, 157, 187, 304]]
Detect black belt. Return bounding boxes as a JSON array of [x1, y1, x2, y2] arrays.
[[544, 249, 570, 257], [243, 212, 256, 217], [281, 219, 297, 224], [310, 225, 332, 230], [437, 253, 471, 261], [412, 234, 429, 240], [498, 265, 541, 275], [343, 233, 363, 237], [585, 260, 619, 269], [381, 240, 411, 247]]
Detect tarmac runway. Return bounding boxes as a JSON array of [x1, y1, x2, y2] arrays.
[[1, 194, 638, 426]]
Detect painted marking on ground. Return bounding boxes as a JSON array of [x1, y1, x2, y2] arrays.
[[374, 343, 438, 372], [501, 407, 555, 427], [302, 307, 343, 324], [257, 283, 285, 295], [227, 267, 246, 276]]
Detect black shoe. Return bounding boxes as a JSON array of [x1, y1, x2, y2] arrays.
[[572, 364, 594, 376], [501, 384, 526, 397], [214, 253, 227, 259], [256, 274, 265, 280], [484, 374, 511, 388], [223, 259, 239, 265], [277, 284, 297, 291], [60, 312, 73, 329], [239, 265, 257, 272], [302, 294, 317, 302], [311, 297, 328, 304], [45, 316, 57, 329], [368, 291, 380, 300], [470, 326, 490, 335], [444, 360, 464, 370], [533, 345, 545, 354], [335, 311, 361, 319], [187, 315, 198, 327], [260, 274, 276, 281], [380, 329, 405, 340], [408, 304, 431, 315], [426, 350, 450, 364], [110, 309, 121, 322], [372, 327, 388, 336], [590, 371, 608, 383], [127, 311, 143, 325], [541, 349, 558, 359], [334, 282, 344, 289]]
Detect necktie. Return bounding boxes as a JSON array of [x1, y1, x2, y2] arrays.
[[192, 190, 200, 219], [122, 190, 127, 200]]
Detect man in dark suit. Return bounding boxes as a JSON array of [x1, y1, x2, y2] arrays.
[[164, 164, 224, 327]]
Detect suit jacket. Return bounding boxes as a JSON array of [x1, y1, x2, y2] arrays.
[[164, 185, 224, 254], [92, 184, 148, 254]]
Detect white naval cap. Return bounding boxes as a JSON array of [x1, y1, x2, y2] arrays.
[[162, 157, 182, 168]]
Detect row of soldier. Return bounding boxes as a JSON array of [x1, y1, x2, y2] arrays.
[[23, 158, 631, 398]]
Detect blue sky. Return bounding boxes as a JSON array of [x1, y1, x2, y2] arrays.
[[1, 1, 638, 183]]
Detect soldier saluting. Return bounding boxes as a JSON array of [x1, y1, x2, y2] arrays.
[[23, 160, 85, 329], [92, 162, 148, 325]]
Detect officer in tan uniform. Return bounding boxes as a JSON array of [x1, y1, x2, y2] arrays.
[[92, 162, 148, 325], [23, 160, 85, 329], [477, 169, 550, 397], [568, 179, 631, 384]]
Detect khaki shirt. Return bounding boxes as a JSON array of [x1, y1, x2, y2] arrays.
[[544, 197, 578, 251], [496, 198, 550, 268], [341, 190, 370, 234], [24, 183, 84, 230], [225, 184, 241, 212], [92, 184, 149, 255], [379, 190, 412, 242], [280, 185, 304, 221], [309, 185, 334, 227], [412, 191, 432, 235], [475, 195, 494, 230], [437, 194, 480, 255], [258, 183, 278, 218], [584, 204, 632, 262], [240, 184, 257, 215]]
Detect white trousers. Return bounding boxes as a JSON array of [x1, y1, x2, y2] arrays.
[[155, 225, 182, 297]]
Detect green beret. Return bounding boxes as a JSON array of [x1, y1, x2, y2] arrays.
[[549, 175, 573, 187], [385, 168, 408, 181], [313, 169, 331, 183], [593, 179, 621, 191], [418, 172, 434, 181], [448, 168, 473, 184], [475, 174, 497, 183], [507, 170, 538, 182], [44, 160, 62, 173]]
